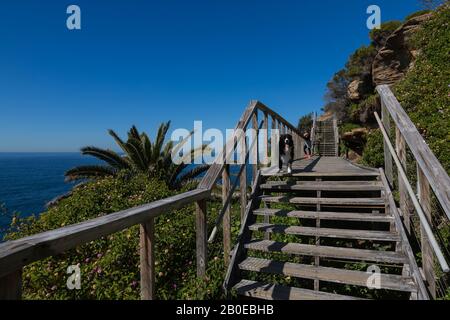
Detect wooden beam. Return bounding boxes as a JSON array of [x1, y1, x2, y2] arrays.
[[0, 188, 209, 279], [417, 166, 437, 299], [222, 165, 231, 266], [252, 112, 259, 185], [140, 219, 155, 300], [195, 200, 208, 277], [381, 100, 393, 187], [377, 85, 450, 219], [224, 172, 262, 293], [262, 112, 269, 167], [240, 135, 247, 222], [271, 116, 278, 169], [0, 269, 22, 300], [379, 168, 430, 300], [396, 127, 413, 233]]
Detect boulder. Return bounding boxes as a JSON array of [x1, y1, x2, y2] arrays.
[[341, 128, 368, 156], [347, 80, 365, 101], [372, 13, 433, 86]]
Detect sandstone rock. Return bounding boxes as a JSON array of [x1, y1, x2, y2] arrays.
[[347, 80, 365, 101], [341, 128, 369, 156], [372, 13, 433, 86]]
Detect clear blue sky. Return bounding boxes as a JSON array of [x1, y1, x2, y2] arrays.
[[0, 0, 423, 152]]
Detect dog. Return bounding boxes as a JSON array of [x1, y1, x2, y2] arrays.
[[279, 134, 294, 174]]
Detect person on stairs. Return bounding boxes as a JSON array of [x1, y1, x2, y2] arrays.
[[303, 132, 312, 159]]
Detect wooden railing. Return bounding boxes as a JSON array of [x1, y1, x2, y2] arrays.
[[333, 114, 339, 157], [0, 100, 303, 300], [310, 112, 317, 155], [376, 85, 450, 299]]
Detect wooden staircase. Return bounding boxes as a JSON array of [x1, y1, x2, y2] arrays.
[[224, 157, 427, 300], [316, 118, 338, 157]]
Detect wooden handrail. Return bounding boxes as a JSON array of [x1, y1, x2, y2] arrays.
[[0, 189, 210, 279], [198, 100, 303, 191], [375, 112, 449, 272], [376, 85, 450, 219], [207, 119, 265, 243], [0, 99, 301, 299], [379, 168, 430, 300], [376, 85, 450, 298]]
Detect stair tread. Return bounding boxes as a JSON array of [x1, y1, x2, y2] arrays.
[[263, 171, 379, 177], [261, 181, 382, 191], [239, 257, 416, 292], [252, 208, 392, 222], [244, 240, 407, 264], [233, 279, 365, 300], [261, 196, 385, 206], [248, 223, 399, 241]]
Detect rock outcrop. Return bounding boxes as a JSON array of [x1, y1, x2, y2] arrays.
[[347, 80, 365, 101], [372, 13, 433, 86], [341, 128, 369, 156]]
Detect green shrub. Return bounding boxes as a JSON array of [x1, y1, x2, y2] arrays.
[[339, 122, 361, 134], [395, 3, 450, 173], [405, 10, 431, 21], [360, 129, 384, 168], [369, 21, 402, 48], [5, 173, 231, 299]]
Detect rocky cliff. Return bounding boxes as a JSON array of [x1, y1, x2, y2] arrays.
[[372, 13, 433, 86]]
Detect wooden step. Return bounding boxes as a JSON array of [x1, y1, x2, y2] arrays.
[[233, 279, 364, 300], [239, 257, 416, 292], [244, 240, 407, 264], [266, 172, 380, 177], [261, 196, 385, 207], [253, 208, 393, 223], [248, 223, 399, 242], [261, 181, 383, 192]]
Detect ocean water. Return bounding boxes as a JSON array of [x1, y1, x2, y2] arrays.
[[0, 153, 99, 233], [0, 153, 254, 237]]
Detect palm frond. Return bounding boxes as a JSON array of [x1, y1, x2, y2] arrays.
[[80, 146, 130, 170], [108, 129, 128, 154], [141, 132, 152, 165], [152, 121, 171, 160], [64, 165, 117, 182], [173, 164, 210, 187], [125, 138, 147, 172], [128, 125, 141, 140]]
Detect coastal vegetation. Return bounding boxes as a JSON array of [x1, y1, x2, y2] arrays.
[[65, 122, 209, 190], [320, 2, 449, 172], [5, 173, 241, 299], [3, 3, 449, 300]]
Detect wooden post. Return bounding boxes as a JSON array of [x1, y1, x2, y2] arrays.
[[252, 112, 259, 184], [271, 116, 278, 169], [195, 200, 207, 277], [240, 134, 247, 222], [315, 178, 321, 291], [396, 128, 412, 233], [140, 219, 155, 300], [382, 102, 393, 186], [0, 269, 22, 300], [417, 166, 436, 299], [262, 112, 269, 167], [222, 165, 231, 266]]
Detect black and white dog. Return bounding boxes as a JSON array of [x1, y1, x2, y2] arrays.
[[279, 134, 294, 174]]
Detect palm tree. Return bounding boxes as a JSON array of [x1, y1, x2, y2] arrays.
[[65, 122, 209, 190]]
